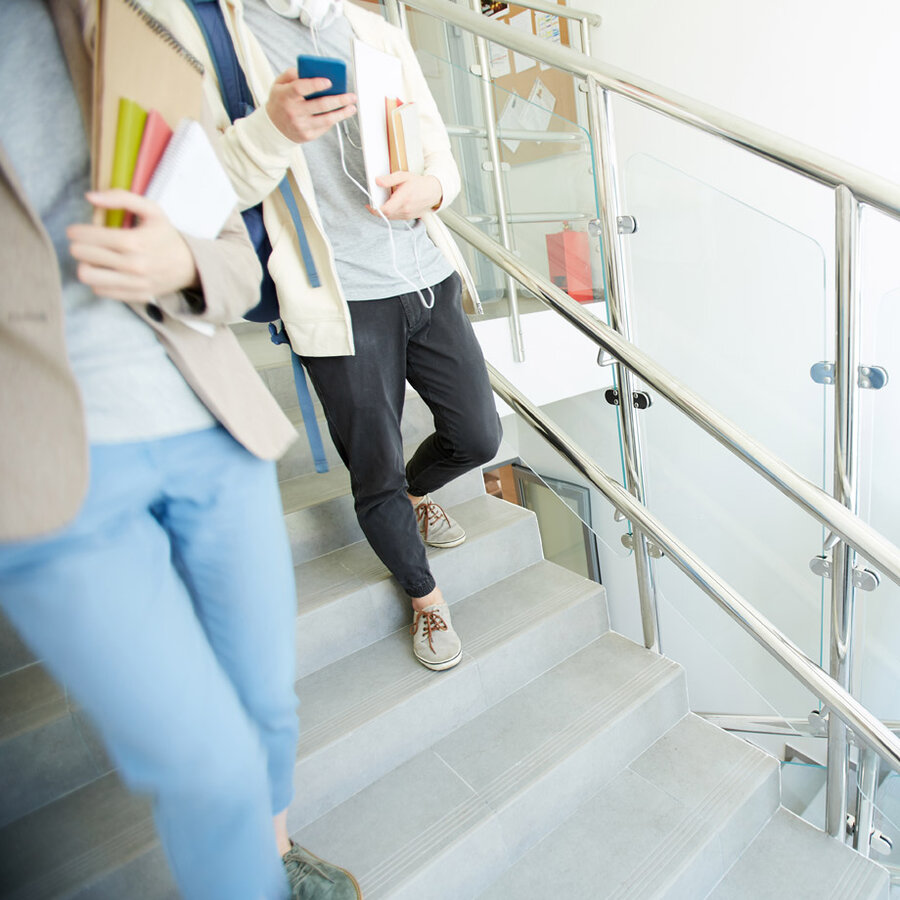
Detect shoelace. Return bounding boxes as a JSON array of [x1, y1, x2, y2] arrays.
[[415, 499, 450, 539], [410, 608, 448, 653], [283, 849, 335, 886]]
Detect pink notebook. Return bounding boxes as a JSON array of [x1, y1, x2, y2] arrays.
[[124, 110, 173, 227]]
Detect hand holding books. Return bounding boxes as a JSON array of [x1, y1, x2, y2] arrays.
[[68, 190, 198, 303], [371, 172, 443, 221]]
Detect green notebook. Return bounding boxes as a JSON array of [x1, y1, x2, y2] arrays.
[[105, 97, 147, 227]]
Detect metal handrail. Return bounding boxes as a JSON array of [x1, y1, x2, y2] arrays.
[[405, 0, 900, 220], [490, 0, 601, 28], [489, 363, 900, 776], [443, 208, 900, 590], [446, 124, 587, 143]]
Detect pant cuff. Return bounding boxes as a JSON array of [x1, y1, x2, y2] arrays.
[[405, 574, 436, 599]]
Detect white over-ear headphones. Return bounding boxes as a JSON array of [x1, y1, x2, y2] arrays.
[[264, 0, 343, 28]]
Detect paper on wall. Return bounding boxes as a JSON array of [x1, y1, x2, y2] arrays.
[[518, 78, 556, 134], [535, 12, 561, 69], [497, 92, 524, 152], [536, 12, 561, 43], [489, 41, 511, 77], [508, 11, 536, 73]]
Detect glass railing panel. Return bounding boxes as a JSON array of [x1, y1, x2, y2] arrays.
[[495, 402, 820, 747], [490, 400, 645, 640], [872, 771, 900, 875], [856, 208, 900, 725], [409, 42, 600, 320], [623, 153, 830, 719], [780, 759, 826, 831]]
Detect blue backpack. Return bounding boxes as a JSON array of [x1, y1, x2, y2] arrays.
[[184, 0, 328, 472]]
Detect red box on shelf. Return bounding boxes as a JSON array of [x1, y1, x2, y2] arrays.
[[545, 226, 593, 303]]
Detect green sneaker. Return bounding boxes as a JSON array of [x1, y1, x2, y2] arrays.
[[282, 844, 362, 899]]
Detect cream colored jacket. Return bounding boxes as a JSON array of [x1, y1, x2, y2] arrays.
[[141, 0, 480, 357]]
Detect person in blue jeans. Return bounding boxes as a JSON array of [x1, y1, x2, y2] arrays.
[[0, 1, 358, 897]]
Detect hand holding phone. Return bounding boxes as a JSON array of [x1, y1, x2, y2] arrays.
[[265, 59, 356, 144], [297, 54, 347, 99]]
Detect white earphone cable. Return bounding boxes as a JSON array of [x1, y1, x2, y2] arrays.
[[311, 21, 434, 309]]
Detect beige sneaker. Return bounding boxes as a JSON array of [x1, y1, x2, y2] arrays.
[[410, 603, 462, 671], [414, 495, 466, 548]]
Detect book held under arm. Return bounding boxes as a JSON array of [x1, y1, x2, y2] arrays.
[[145, 119, 238, 241], [388, 101, 424, 177], [93, 0, 204, 204]]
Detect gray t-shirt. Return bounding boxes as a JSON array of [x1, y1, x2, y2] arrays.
[[242, 0, 453, 300], [0, 0, 215, 443]]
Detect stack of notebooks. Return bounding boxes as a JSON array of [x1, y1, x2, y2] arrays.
[[108, 99, 236, 239], [95, 0, 236, 239]]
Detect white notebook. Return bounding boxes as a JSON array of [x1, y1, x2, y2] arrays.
[[146, 119, 237, 240], [352, 40, 403, 208]]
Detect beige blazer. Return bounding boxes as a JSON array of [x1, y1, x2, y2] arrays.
[[0, 0, 296, 542]]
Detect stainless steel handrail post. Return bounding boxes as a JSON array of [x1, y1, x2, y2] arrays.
[[855, 748, 880, 856], [588, 77, 661, 652], [825, 185, 862, 840], [577, 10, 592, 57], [468, 0, 525, 362], [381, 0, 406, 30]]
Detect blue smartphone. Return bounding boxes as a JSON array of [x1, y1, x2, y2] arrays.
[[297, 54, 347, 100]]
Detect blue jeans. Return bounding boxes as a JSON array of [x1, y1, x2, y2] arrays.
[[0, 427, 298, 899]]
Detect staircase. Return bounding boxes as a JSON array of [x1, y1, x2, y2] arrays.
[[0, 322, 890, 899]]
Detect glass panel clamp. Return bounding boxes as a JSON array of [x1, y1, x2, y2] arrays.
[[809, 555, 880, 591], [810, 361, 889, 390], [620, 531, 664, 558], [605, 388, 652, 409]]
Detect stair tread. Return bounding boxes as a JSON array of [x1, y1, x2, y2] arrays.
[[0, 664, 68, 744], [293, 494, 535, 609], [280, 466, 352, 515], [287, 559, 609, 831], [0, 773, 155, 900], [292, 633, 686, 898], [708, 807, 890, 900], [480, 713, 779, 899], [0, 615, 34, 678], [294, 560, 607, 758]]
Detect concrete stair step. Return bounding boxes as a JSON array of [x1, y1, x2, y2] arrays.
[[0, 665, 110, 829], [479, 713, 780, 899], [292, 633, 688, 899], [0, 615, 34, 678], [71, 844, 176, 900], [289, 560, 610, 830], [276, 406, 344, 483], [291, 493, 544, 677], [708, 807, 890, 900], [280, 461, 486, 568], [0, 773, 156, 900]]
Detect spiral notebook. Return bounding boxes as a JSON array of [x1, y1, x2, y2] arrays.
[[145, 119, 237, 240], [93, 0, 205, 195]]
